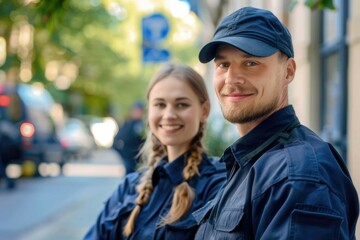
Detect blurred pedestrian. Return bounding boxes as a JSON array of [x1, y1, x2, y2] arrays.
[[194, 6, 359, 239], [84, 62, 226, 239], [112, 101, 145, 174]]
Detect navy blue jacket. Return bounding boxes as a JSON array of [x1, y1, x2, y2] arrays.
[[112, 119, 145, 161], [84, 153, 226, 240], [194, 105, 359, 240]]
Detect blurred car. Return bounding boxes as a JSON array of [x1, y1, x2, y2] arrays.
[[0, 83, 65, 178], [0, 118, 21, 189], [58, 118, 96, 160]]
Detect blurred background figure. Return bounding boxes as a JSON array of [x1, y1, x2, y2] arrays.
[[112, 101, 145, 174]]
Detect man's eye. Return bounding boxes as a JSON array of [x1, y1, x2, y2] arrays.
[[218, 63, 230, 68], [245, 61, 258, 67]]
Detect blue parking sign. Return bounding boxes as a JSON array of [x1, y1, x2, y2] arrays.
[[142, 13, 170, 43], [142, 13, 170, 62], [142, 47, 170, 63]]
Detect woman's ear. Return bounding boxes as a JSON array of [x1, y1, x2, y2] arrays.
[[201, 101, 210, 123]]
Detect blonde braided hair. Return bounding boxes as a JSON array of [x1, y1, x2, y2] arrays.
[[123, 62, 209, 236], [159, 123, 205, 226], [123, 134, 165, 236]]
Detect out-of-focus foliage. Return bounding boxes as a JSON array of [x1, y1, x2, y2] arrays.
[[0, 0, 203, 118], [290, 0, 336, 10], [204, 121, 236, 157]]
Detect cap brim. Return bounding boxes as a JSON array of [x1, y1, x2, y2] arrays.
[[198, 36, 278, 63]]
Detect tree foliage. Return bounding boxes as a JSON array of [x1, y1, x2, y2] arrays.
[[303, 0, 336, 10], [0, 0, 203, 118]]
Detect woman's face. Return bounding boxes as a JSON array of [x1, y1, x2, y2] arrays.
[[148, 76, 209, 159]]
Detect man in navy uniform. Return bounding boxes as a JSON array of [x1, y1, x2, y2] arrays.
[[194, 6, 359, 239], [113, 101, 145, 174]]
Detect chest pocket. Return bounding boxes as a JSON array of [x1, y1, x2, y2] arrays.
[[104, 202, 135, 238], [214, 207, 247, 240], [193, 201, 216, 240], [192, 200, 215, 224], [216, 207, 244, 231], [289, 207, 343, 240], [165, 216, 198, 240]]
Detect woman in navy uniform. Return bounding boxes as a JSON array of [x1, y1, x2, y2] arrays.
[[84, 62, 226, 239]]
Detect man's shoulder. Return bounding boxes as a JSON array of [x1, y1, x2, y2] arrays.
[[251, 132, 345, 191]]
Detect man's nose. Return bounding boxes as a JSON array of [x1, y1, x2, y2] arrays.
[[225, 66, 246, 85]]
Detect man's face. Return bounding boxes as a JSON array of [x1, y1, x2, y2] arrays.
[[213, 45, 292, 126], [131, 107, 143, 120]]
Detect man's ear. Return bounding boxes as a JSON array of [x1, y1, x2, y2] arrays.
[[285, 58, 296, 83]]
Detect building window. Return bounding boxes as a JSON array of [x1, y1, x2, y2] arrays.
[[320, 0, 349, 160]]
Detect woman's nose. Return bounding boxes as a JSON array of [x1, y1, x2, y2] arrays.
[[163, 106, 177, 119]]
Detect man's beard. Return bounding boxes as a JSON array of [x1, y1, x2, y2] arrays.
[[221, 96, 279, 124]]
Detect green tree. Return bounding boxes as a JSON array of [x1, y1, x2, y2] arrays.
[[0, 0, 203, 118]]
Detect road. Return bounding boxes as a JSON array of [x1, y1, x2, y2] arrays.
[[0, 148, 125, 240]]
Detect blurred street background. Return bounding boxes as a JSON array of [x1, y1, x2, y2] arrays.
[[0, 148, 124, 240], [2, 0, 360, 238], [1, 1, 238, 239]]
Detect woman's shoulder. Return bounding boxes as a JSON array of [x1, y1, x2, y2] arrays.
[[199, 154, 226, 176], [208, 156, 226, 168], [114, 170, 144, 195], [191, 154, 226, 201], [124, 171, 141, 182]]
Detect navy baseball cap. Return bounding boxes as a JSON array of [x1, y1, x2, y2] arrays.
[[199, 7, 294, 63], [133, 101, 144, 110]]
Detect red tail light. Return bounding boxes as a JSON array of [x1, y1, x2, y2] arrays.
[[60, 139, 70, 148], [20, 122, 35, 138], [0, 95, 10, 106]]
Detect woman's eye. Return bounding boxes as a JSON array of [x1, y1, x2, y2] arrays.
[[154, 102, 165, 108], [177, 103, 189, 108]]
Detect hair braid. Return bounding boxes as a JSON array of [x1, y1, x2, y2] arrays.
[[159, 124, 205, 226], [184, 124, 205, 180], [123, 134, 165, 236]]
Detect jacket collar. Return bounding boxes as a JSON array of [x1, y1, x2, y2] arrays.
[[152, 152, 214, 186], [221, 105, 299, 169], [152, 154, 186, 186]]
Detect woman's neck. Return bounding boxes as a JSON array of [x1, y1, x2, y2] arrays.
[[166, 146, 189, 162]]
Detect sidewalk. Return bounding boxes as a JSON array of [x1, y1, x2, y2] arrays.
[[62, 148, 126, 178], [24, 177, 121, 240], [0, 148, 124, 240]]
